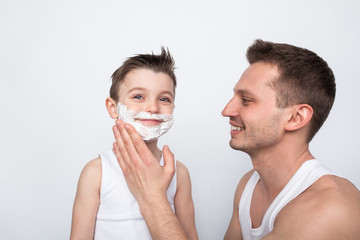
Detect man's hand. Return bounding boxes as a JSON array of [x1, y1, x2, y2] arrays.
[[112, 119, 175, 206], [112, 119, 188, 240]]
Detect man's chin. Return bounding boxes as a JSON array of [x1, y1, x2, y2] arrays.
[[230, 141, 241, 150], [230, 141, 248, 153]]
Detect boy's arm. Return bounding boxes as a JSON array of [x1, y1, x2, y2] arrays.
[[174, 161, 198, 240], [113, 120, 188, 240], [70, 158, 101, 240]]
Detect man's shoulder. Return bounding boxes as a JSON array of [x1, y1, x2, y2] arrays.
[[304, 175, 360, 207], [235, 169, 255, 191], [233, 169, 256, 204], [272, 175, 360, 238], [284, 175, 360, 216]]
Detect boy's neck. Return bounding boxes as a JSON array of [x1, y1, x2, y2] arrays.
[[145, 140, 162, 162]]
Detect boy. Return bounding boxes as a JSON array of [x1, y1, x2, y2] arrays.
[[70, 48, 198, 240]]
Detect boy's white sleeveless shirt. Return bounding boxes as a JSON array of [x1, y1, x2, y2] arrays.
[[94, 149, 177, 239]]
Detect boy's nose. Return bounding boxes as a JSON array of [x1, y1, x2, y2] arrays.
[[146, 100, 159, 114]]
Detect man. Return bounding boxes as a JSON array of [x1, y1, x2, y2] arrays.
[[112, 40, 360, 239]]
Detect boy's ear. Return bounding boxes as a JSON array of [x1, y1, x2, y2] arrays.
[[285, 104, 313, 132], [105, 97, 118, 119]]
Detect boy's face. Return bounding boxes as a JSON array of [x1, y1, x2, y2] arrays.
[[117, 68, 175, 127]]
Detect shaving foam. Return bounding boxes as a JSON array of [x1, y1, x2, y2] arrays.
[[117, 102, 174, 142]]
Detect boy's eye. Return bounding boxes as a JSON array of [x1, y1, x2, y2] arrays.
[[160, 97, 171, 103], [133, 95, 144, 100]]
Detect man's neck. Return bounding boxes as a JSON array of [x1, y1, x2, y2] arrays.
[[250, 144, 314, 198]]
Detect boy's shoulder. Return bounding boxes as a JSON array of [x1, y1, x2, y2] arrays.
[[84, 157, 102, 171], [175, 160, 189, 178], [75, 157, 102, 198], [175, 160, 191, 190], [175, 160, 186, 170], [79, 157, 102, 184]]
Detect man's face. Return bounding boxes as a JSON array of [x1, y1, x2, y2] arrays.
[[118, 68, 175, 127], [222, 62, 288, 155]]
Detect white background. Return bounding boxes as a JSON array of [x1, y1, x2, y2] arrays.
[[1, 0, 360, 239]]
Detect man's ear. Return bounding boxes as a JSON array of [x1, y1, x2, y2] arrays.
[[285, 104, 313, 132], [105, 97, 118, 119]]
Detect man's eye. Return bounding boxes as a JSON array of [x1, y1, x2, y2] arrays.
[[242, 98, 250, 103]]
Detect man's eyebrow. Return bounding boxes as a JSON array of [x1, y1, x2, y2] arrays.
[[234, 89, 255, 96]]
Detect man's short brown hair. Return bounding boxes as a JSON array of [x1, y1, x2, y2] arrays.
[[246, 39, 336, 142]]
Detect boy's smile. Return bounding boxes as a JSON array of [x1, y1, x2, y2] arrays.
[[135, 118, 164, 127]]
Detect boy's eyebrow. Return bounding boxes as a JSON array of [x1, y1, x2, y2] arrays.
[[128, 87, 147, 93], [160, 90, 175, 98], [128, 87, 174, 98]]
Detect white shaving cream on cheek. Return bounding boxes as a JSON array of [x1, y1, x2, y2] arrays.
[[117, 102, 174, 142]]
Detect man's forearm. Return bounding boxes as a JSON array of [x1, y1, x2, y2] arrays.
[[113, 122, 187, 239], [140, 195, 189, 240]]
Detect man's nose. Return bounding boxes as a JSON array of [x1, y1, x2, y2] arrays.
[[222, 97, 239, 117]]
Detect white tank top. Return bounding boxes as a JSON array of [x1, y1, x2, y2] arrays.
[[239, 159, 340, 240], [94, 150, 177, 240]]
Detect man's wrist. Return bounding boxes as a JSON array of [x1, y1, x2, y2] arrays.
[[138, 192, 169, 216], [138, 193, 189, 240]]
